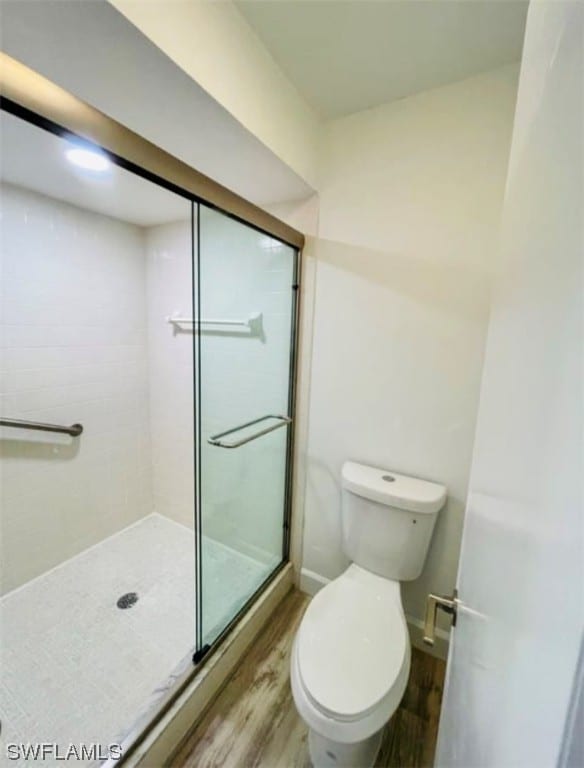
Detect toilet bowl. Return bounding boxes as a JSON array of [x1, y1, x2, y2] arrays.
[[291, 565, 410, 767], [291, 462, 446, 767]]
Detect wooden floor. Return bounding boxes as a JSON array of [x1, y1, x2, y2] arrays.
[[170, 590, 446, 768]]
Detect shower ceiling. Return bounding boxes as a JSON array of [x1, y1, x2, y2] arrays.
[[0, 111, 188, 226]]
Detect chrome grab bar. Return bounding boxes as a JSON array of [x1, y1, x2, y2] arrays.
[[0, 417, 83, 437], [208, 414, 291, 449]]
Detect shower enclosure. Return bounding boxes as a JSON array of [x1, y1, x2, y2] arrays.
[[0, 54, 302, 763]]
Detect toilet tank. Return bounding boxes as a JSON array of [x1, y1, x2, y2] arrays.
[[341, 462, 446, 581]]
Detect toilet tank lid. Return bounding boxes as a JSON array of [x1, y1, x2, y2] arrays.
[[341, 462, 446, 514]]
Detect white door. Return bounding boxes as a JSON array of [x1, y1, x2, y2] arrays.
[[435, 2, 583, 766]]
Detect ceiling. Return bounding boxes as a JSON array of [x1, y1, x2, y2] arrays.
[[0, 111, 190, 226], [236, 0, 529, 119], [1, 0, 314, 207]]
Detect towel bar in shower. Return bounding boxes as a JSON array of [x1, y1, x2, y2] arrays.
[[208, 414, 291, 449], [0, 417, 83, 437], [166, 312, 262, 330]]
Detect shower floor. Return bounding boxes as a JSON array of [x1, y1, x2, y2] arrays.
[[0, 514, 273, 767]]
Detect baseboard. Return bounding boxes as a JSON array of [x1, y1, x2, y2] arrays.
[[299, 567, 330, 596], [299, 567, 450, 660]]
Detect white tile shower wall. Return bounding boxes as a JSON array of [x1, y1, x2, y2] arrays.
[[145, 219, 195, 529], [302, 65, 520, 631], [0, 183, 153, 594]]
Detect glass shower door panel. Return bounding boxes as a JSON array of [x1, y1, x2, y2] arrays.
[[198, 204, 296, 646]]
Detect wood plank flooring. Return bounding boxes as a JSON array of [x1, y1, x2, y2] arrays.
[[169, 590, 446, 768]]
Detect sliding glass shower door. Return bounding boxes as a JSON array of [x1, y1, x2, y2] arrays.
[[0, 59, 302, 760], [197, 204, 298, 647]]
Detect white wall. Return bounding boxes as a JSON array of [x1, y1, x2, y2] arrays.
[[0, 184, 152, 593], [301, 65, 520, 635], [108, 0, 320, 191], [145, 219, 195, 530]]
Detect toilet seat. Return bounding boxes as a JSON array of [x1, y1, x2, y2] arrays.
[[292, 564, 410, 742]]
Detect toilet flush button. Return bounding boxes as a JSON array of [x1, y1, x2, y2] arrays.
[[382, 475, 396, 483]]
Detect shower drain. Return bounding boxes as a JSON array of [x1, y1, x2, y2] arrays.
[[117, 592, 139, 610]]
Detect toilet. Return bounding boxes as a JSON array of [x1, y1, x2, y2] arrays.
[[291, 461, 446, 768]]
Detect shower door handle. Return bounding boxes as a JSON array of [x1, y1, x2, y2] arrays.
[[208, 414, 292, 448]]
